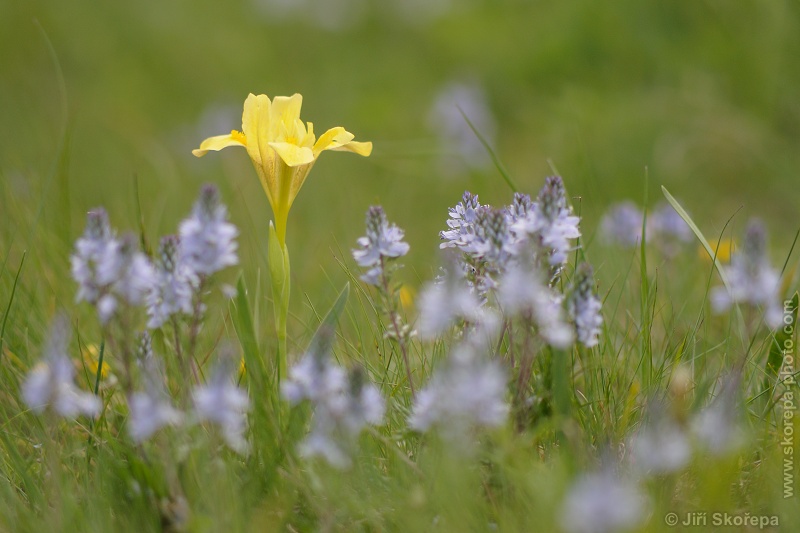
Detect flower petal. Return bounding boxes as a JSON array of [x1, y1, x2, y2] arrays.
[[271, 94, 303, 134], [313, 127, 353, 154], [314, 127, 372, 157], [269, 142, 315, 167], [242, 93, 272, 169], [192, 133, 246, 157], [330, 140, 373, 156]]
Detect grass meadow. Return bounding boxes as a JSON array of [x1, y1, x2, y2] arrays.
[[1, 1, 799, 531]]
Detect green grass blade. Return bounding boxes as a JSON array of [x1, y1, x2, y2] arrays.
[[779, 228, 800, 278], [0, 251, 26, 362], [307, 282, 350, 357], [93, 340, 105, 395], [133, 174, 151, 255], [661, 185, 731, 291], [457, 105, 518, 193], [640, 172, 652, 389]]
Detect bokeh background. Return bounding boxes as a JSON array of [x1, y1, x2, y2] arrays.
[[3, 0, 800, 313]]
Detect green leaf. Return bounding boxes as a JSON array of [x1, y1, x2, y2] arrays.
[[307, 282, 350, 358], [661, 186, 731, 292], [231, 275, 266, 393]]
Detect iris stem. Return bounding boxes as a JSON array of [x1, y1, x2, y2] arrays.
[[269, 221, 291, 385], [276, 303, 288, 383]]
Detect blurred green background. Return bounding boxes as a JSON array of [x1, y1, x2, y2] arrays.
[[3, 0, 799, 306]]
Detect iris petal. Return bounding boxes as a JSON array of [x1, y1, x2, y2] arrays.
[[269, 142, 315, 167], [192, 133, 246, 157], [330, 140, 373, 156]]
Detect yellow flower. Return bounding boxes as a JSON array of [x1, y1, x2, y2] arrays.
[[193, 93, 372, 245], [399, 285, 415, 313], [82, 344, 110, 379], [699, 239, 735, 264]]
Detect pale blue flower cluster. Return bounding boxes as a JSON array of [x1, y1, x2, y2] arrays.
[[440, 191, 482, 250], [623, 371, 745, 487], [410, 177, 600, 442], [439, 177, 582, 298], [505, 191, 534, 223], [600, 200, 691, 253], [126, 340, 250, 452], [426, 177, 593, 348], [649, 202, 692, 242], [71, 209, 155, 324], [128, 333, 183, 443], [146, 236, 197, 329], [282, 328, 385, 468], [567, 263, 603, 348], [71, 208, 117, 305], [416, 261, 484, 340], [690, 374, 746, 455], [471, 208, 516, 266], [497, 261, 575, 348], [409, 333, 509, 440], [352, 205, 410, 285], [560, 467, 648, 533], [192, 356, 251, 454], [62, 184, 248, 452], [629, 400, 741, 478], [629, 401, 691, 475], [565, 370, 749, 533], [513, 176, 582, 268], [711, 219, 783, 328], [179, 184, 239, 277], [600, 201, 643, 247], [71, 184, 238, 330], [22, 315, 102, 419]]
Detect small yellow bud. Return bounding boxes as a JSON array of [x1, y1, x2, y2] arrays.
[[399, 285, 415, 312], [83, 344, 110, 379], [700, 239, 735, 264]]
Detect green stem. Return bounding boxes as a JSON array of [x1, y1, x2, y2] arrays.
[[276, 286, 288, 383], [268, 222, 291, 384]]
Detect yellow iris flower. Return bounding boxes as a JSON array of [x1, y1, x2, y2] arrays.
[[192, 93, 372, 246], [699, 239, 735, 264], [193, 93, 371, 381]]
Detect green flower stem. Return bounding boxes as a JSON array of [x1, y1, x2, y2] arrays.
[[268, 222, 291, 384]]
